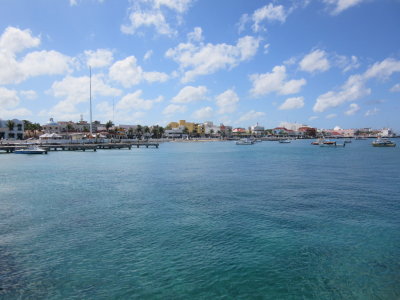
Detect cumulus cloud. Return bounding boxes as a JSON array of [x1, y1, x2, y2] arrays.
[[279, 96, 305, 110], [192, 106, 214, 120], [365, 107, 379, 116], [0, 27, 73, 84], [215, 89, 239, 114], [20, 90, 37, 100], [326, 113, 337, 119], [314, 58, 400, 112], [162, 104, 187, 115], [345, 103, 360, 115], [109, 56, 168, 87], [335, 54, 360, 72], [299, 49, 330, 73], [0, 26, 40, 54], [323, 0, 367, 15], [0, 87, 20, 108], [0, 87, 31, 118], [85, 49, 113, 68], [250, 65, 306, 97], [121, 0, 193, 36], [239, 3, 288, 33], [171, 85, 208, 103], [166, 29, 260, 82], [117, 90, 163, 111], [238, 110, 265, 122], [390, 83, 400, 92], [144, 50, 153, 61]]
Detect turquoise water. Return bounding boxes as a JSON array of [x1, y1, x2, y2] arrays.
[[1, 140, 400, 299]]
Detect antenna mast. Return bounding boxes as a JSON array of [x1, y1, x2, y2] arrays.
[[89, 66, 93, 135]]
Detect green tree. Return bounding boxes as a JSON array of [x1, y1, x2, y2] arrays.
[[135, 125, 143, 139], [66, 123, 74, 132], [7, 120, 15, 131], [105, 120, 114, 132]]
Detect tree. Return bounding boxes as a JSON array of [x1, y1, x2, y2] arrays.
[[66, 123, 74, 132], [128, 128, 134, 138], [105, 120, 114, 132], [305, 128, 317, 138], [7, 120, 15, 131], [209, 129, 214, 137], [136, 125, 143, 139]]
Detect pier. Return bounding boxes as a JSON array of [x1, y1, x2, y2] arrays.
[[0, 142, 159, 153]]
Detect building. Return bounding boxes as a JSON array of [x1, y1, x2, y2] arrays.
[[250, 123, 265, 136], [0, 119, 24, 139], [42, 118, 61, 133]]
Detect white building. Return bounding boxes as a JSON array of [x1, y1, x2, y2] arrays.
[[203, 121, 220, 135], [380, 128, 394, 137], [0, 119, 24, 140], [250, 123, 264, 136], [279, 122, 308, 131], [42, 118, 61, 133]]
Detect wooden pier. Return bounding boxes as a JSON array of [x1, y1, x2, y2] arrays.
[[0, 142, 159, 153]]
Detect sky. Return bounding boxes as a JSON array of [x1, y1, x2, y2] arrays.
[[0, 0, 400, 130]]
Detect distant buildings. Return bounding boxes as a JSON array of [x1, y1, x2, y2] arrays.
[[0, 119, 24, 139]]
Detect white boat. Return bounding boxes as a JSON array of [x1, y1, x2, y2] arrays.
[[14, 146, 48, 154], [372, 137, 396, 147], [236, 138, 254, 145], [279, 139, 291, 143], [319, 141, 345, 147]]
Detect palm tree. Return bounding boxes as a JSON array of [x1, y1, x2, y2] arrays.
[[66, 123, 74, 133], [105, 120, 113, 132], [7, 120, 15, 131], [128, 128, 134, 138], [158, 126, 164, 139], [136, 125, 143, 139]]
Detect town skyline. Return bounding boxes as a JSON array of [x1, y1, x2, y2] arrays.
[[1, 0, 400, 131]]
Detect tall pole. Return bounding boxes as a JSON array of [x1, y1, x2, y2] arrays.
[[89, 66, 93, 135]]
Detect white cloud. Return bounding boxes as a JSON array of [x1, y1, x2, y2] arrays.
[[215, 89, 239, 114], [0, 26, 40, 54], [365, 107, 379, 117], [390, 83, 400, 92], [116, 90, 163, 111], [323, 0, 367, 15], [188, 27, 203, 42], [314, 74, 368, 112], [314, 58, 400, 112], [171, 85, 208, 103], [263, 43, 270, 54], [279, 96, 305, 110], [162, 104, 187, 115], [0, 87, 20, 108], [121, 0, 193, 36], [299, 49, 330, 73], [238, 110, 265, 122], [85, 49, 113, 68], [166, 34, 260, 82], [109, 56, 168, 87], [192, 106, 214, 120], [326, 113, 337, 119], [252, 3, 287, 32], [50, 74, 121, 105], [308, 116, 319, 121], [335, 55, 360, 72], [250, 65, 306, 97], [144, 50, 153, 61], [0, 87, 32, 119], [0, 27, 73, 84], [20, 50, 72, 77], [345, 103, 360, 115], [20, 90, 37, 100]]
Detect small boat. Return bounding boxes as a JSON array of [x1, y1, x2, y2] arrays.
[[372, 138, 396, 147], [320, 141, 345, 147], [14, 146, 48, 154], [311, 138, 324, 145], [279, 139, 291, 143], [236, 138, 254, 145]]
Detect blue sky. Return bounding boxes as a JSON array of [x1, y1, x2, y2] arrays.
[[0, 0, 400, 130]]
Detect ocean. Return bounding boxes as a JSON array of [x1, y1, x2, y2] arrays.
[[1, 139, 399, 299]]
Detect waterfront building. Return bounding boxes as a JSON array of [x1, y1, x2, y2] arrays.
[[42, 118, 61, 133], [250, 123, 265, 136], [0, 119, 24, 139]]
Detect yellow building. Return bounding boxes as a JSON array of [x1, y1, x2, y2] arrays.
[[167, 120, 204, 135]]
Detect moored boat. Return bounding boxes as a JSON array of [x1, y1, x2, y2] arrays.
[[236, 138, 254, 145], [372, 138, 396, 147], [14, 146, 48, 154], [279, 139, 291, 143]]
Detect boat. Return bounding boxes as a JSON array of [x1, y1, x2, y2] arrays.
[[372, 137, 396, 147], [320, 141, 345, 147], [14, 146, 48, 154], [236, 138, 254, 145], [344, 138, 352, 144], [279, 139, 291, 143], [311, 138, 324, 145]]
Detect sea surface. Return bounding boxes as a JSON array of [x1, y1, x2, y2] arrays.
[[1, 139, 399, 299]]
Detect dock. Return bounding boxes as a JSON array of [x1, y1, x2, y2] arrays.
[[0, 142, 159, 153]]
